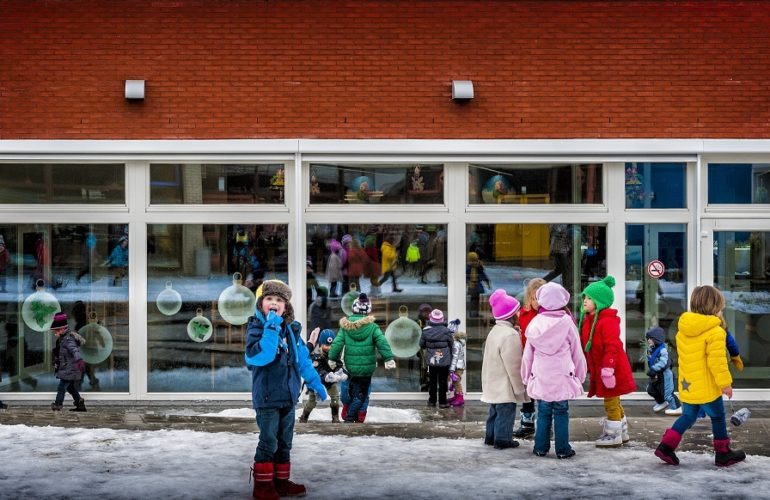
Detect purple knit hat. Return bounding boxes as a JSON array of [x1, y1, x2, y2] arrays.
[[535, 282, 570, 311], [489, 289, 520, 320]]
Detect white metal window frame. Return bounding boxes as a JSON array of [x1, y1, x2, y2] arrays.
[[1, 139, 770, 401]]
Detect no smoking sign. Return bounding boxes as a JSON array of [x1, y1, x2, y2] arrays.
[[647, 259, 665, 279]]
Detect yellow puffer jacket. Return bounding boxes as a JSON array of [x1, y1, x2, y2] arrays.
[[380, 241, 397, 273], [675, 311, 732, 404]]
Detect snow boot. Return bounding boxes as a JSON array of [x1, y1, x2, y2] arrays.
[[331, 404, 340, 423], [595, 419, 623, 448], [70, 398, 87, 412], [298, 408, 311, 423], [51, 402, 63, 411], [357, 410, 367, 423], [713, 438, 746, 467], [450, 392, 465, 407], [513, 412, 535, 438], [654, 428, 682, 465], [0, 401, 8, 410], [620, 416, 630, 443], [274, 462, 307, 497], [251, 462, 279, 500]]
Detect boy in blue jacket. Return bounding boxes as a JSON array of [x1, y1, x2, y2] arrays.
[[245, 280, 327, 500]]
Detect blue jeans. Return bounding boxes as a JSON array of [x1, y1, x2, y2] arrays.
[[254, 406, 295, 463], [55, 379, 81, 406], [672, 396, 728, 440], [485, 402, 517, 445], [534, 400, 572, 456], [662, 369, 679, 408], [345, 376, 372, 423]]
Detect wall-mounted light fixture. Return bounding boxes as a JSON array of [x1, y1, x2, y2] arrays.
[[451, 80, 474, 100], [125, 80, 145, 100]]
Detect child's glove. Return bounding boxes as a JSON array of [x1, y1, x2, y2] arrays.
[[731, 355, 744, 372], [76, 359, 86, 374], [264, 310, 283, 332], [384, 359, 396, 370], [449, 371, 460, 383], [328, 360, 337, 370], [646, 368, 657, 378], [334, 368, 348, 382], [600, 367, 616, 389]]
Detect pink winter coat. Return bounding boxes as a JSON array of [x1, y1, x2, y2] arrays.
[[521, 310, 586, 402]]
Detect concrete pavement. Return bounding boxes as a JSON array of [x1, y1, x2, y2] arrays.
[[1, 400, 769, 456]]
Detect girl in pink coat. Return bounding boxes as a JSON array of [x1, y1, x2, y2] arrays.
[[521, 282, 586, 459]]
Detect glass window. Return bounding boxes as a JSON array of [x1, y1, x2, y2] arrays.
[[465, 223, 606, 391], [308, 163, 444, 204], [708, 163, 770, 204], [150, 164, 287, 204], [307, 223, 448, 391], [625, 224, 687, 387], [714, 231, 770, 388], [625, 162, 686, 209], [468, 163, 603, 204], [0, 223, 129, 394], [147, 224, 288, 392], [0, 164, 125, 204]]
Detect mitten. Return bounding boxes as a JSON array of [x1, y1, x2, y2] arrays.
[[334, 368, 348, 382], [646, 368, 656, 378], [328, 360, 337, 370], [76, 359, 86, 374], [308, 327, 320, 347], [264, 310, 283, 331], [449, 371, 460, 383], [600, 367, 616, 389], [731, 355, 744, 372], [384, 359, 396, 370], [324, 372, 339, 384]]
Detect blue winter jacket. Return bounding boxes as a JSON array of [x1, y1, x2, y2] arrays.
[[245, 310, 327, 409]]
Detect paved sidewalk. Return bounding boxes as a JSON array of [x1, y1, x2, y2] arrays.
[[2, 400, 769, 456]]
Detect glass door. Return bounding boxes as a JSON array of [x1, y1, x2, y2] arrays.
[[702, 220, 770, 389]]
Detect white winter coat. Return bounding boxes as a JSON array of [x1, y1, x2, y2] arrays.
[[481, 320, 529, 404]]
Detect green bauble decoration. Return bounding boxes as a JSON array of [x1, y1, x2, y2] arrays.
[[384, 306, 422, 358], [79, 312, 113, 365], [22, 280, 61, 332], [340, 283, 359, 316], [217, 273, 256, 326], [188, 308, 213, 343], [156, 281, 183, 316]]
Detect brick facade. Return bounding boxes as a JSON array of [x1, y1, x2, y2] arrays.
[[1, 0, 769, 139]]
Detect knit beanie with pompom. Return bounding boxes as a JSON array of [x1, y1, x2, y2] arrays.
[[578, 275, 616, 352]]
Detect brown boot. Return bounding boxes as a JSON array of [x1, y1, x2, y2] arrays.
[[298, 408, 311, 423], [274, 462, 306, 497], [251, 462, 279, 500], [51, 402, 63, 411], [331, 404, 340, 423]]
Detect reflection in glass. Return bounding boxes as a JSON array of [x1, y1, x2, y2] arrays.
[[150, 164, 286, 204], [307, 223, 448, 392], [709, 163, 770, 204], [469, 164, 603, 204], [0, 223, 129, 394], [715, 231, 770, 388], [625, 163, 686, 209], [465, 223, 606, 391], [308, 163, 444, 204], [625, 224, 687, 388], [0, 164, 125, 204], [147, 224, 288, 392]]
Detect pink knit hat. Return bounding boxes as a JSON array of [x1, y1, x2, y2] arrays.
[[489, 289, 520, 320], [429, 309, 445, 324], [535, 282, 570, 311]]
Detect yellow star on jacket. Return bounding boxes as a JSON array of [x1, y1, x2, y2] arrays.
[[675, 312, 732, 404]]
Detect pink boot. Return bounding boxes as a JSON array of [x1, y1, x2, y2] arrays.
[[450, 392, 464, 407], [654, 428, 682, 465]]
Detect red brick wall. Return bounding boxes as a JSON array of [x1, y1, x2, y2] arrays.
[[1, 1, 769, 139]]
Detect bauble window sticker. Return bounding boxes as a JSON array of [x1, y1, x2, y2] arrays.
[[22, 279, 61, 332], [384, 305, 422, 358]]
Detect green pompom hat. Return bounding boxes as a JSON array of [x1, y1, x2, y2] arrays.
[[578, 275, 616, 352]]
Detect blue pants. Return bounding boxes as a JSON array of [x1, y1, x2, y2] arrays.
[[55, 379, 81, 406], [662, 369, 679, 409], [254, 406, 295, 463], [485, 402, 517, 445], [672, 396, 728, 440], [534, 400, 572, 456], [345, 376, 372, 423]]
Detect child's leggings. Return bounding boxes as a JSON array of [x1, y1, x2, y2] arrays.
[[603, 396, 625, 421]]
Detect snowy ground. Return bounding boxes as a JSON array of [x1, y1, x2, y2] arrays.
[[2, 407, 769, 500]]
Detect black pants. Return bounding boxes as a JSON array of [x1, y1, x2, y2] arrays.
[[543, 252, 572, 292], [428, 365, 450, 405]]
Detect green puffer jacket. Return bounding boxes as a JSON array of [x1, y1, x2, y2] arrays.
[[328, 314, 394, 377]]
